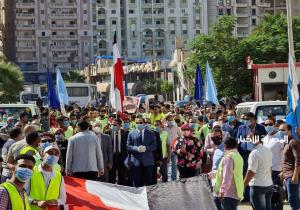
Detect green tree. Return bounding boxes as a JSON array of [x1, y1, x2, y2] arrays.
[[143, 79, 162, 94], [63, 70, 86, 83], [0, 62, 24, 103], [188, 15, 251, 97], [160, 81, 174, 100]]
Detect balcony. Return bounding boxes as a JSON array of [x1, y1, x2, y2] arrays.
[[51, 13, 77, 19], [236, 13, 249, 17], [50, 2, 77, 8], [17, 57, 37, 62], [51, 35, 78, 40], [50, 24, 64, 29], [141, 3, 152, 8], [16, 2, 35, 8], [16, 13, 35, 19], [64, 24, 77, 29], [51, 57, 68, 62], [16, 35, 35, 40], [18, 46, 36, 51], [237, 23, 249, 27], [235, 3, 248, 7], [237, 33, 248, 38], [258, 2, 271, 7], [153, 3, 164, 8], [16, 24, 35, 29], [51, 45, 78, 51]]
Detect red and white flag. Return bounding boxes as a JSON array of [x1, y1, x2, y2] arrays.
[[110, 32, 125, 113]]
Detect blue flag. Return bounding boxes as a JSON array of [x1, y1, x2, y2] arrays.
[[56, 67, 69, 105], [205, 61, 219, 105], [46, 68, 60, 109], [286, 54, 300, 138], [194, 64, 204, 105]]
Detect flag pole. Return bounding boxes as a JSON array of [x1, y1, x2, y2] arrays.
[[287, 0, 294, 56]]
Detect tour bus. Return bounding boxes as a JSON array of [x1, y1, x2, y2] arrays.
[[0, 104, 40, 128], [38, 83, 97, 107], [235, 101, 288, 124]]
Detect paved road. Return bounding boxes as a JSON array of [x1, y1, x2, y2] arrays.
[[238, 203, 290, 210]]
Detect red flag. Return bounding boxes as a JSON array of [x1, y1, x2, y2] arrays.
[[110, 32, 124, 113]]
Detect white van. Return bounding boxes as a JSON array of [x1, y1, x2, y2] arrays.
[[235, 101, 288, 124], [0, 104, 40, 127]]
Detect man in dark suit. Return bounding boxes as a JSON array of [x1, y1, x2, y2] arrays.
[[127, 117, 157, 187], [94, 125, 113, 182], [106, 118, 130, 185]]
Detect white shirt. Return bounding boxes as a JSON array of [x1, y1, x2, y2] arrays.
[[263, 135, 284, 171], [25, 164, 66, 205], [248, 144, 273, 187], [165, 125, 180, 145]]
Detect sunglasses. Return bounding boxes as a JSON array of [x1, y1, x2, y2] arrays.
[[41, 139, 55, 143], [136, 122, 143, 124], [265, 123, 274, 126]]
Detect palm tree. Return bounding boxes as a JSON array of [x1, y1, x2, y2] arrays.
[[0, 61, 24, 103]]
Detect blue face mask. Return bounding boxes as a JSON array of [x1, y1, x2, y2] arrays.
[[137, 124, 144, 131], [15, 167, 33, 182], [227, 116, 235, 124], [112, 125, 118, 132], [167, 121, 174, 127], [63, 121, 69, 128], [189, 123, 196, 129], [123, 123, 130, 130], [276, 130, 287, 140], [44, 154, 59, 166], [41, 142, 53, 151], [55, 134, 63, 142], [265, 126, 275, 134], [144, 124, 150, 129], [155, 127, 161, 133]]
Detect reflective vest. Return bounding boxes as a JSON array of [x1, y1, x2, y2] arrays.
[[150, 113, 165, 125], [20, 146, 42, 165], [215, 151, 244, 201], [29, 165, 62, 210], [0, 182, 31, 210], [64, 126, 74, 140], [160, 131, 169, 158]]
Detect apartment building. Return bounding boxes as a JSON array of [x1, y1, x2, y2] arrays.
[[264, 0, 300, 16], [3, 0, 93, 83], [94, 0, 216, 59]]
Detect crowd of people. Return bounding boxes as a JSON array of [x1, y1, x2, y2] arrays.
[[0, 101, 299, 210]]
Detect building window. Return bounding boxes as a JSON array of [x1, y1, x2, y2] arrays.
[[226, 8, 231, 15], [41, 0, 44, 3], [83, 0, 87, 3], [130, 0, 135, 3], [170, 30, 175, 34], [42, 42, 46, 47], [252, 0, 256, 6], [112, 20, 117, 25], [182, 19, 187, 24], [252, 18, 257, 25], [41, 10, 44, 14], [219, 8, 224, 15], [84, 10, 87, 14], [85, 53, 89, 57], [170, 9, 174, 14], [129, 10, 135, 14], [111, 10, 116, 14], [252, 9, 256, 15], [42, 53, 46, 57], [182, 30, 187, 35], [84, 21, 88, 25], [111, 0, 116, 3], [98, 20, 105, 25], [41, 21, 45, 25], [132, 52, 136, 56], [52, 32, 56, 35], [42, 32, 45, 36]]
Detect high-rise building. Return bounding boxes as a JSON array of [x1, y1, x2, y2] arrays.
[[94, 0, 213, 60], [264, 0, 300, 16], [3, 0, 93, 83]]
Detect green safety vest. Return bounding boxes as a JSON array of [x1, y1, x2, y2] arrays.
[[215, 151, 244, 201], [20, 146, 42, 166], [150, 113, 165, 125], [0, 182, 31, 210], [29, 165, 62, 210], [160, 131, 169, 158], [64, 126, 74, 140]]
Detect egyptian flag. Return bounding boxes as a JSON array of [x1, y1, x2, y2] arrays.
[[48, 176, 217, 210], [110, 32, 125, 113]]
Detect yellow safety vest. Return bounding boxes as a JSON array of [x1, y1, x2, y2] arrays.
[[20, 146, 42, 166], [29, 165, 62, 210], [160, 131, 169, 158], [0, 182, 31, 210], [215, 151, 244, 201], [64, 126, 74, 140]]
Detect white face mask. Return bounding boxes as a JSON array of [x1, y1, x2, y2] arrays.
[[93, 126, 101, 134]]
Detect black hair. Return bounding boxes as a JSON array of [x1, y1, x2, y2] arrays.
[[26, 131, 40, 145], [114, 118, 122, 125], [32, 115, 39, 120], [78, 120, 90, 130], [244, 112, 256, 120], [15, 154, 36, 165], [136, 117, 145, 123], [56, 116, 66, 122], [224, 137, 238, 150], [19, 112, 27, 119], [212, 127, 222, 134], [9, 128, 22, 139], [287, 124, 292, 131]]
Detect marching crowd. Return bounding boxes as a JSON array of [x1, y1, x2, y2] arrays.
[[0, 101, 299, 210]]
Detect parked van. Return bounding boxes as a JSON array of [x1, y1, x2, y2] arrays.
[[0, 104, 40, 127], [235, 101, 288, 124]]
